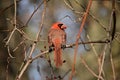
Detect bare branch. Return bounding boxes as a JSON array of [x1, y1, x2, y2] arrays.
[[16, 0, 47, 79], [109, 1, 116, 80], [110, 53, 116, 80], [32, 39, 110, 63], [0, 0, 21, 16], [70, 1, 92, 80], [5, 0, 17, 45], [97, 44, 107, 80], [13, 38, 26, 52], [80, 56, 104, 80], [7, 46, 15, 58], [64, 0, 83, 14]]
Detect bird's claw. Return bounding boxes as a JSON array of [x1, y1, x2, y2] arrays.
[[61, 45, 66, 49], [49, 47, 53, 52]]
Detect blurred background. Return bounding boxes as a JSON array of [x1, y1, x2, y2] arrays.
[[0, 0, 120, 80]]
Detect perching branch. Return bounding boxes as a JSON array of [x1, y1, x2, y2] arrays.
[[33, 39, 109, 61]]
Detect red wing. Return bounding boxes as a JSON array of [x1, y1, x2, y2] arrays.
[[48, 29, 66, 46]]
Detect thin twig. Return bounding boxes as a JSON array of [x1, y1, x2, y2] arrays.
[[110, 52, 116, 80], [62, 69, 71, 79], [21, 0, 50, 28], [107, 1, 116, 80], [6, 57, 10, 80], [13, 38, 26, 52], [28, 0, 46, 58], [24, 0, 44, 26], [16, 0, 47, 79], [114, 32, 120, 44], [74, 0, 107, 31], [0, 0, 21, 16], [87, 33, 106, 80], [16, 29, 38, 42], [108, 0, 116, 80], [64, 0, 83, 14], [16, 59, 32, 80], [5, 0, 17, 54], [87, 35, 98, 57], [80, 56, 104, 80], [70, 1, 92, 80], [5, 0, 17, 58], [7, 45, 15, 58], [66, 39, 109, 48], [5, 27, 16, 46], [97, 44, 107, 80], [60, 15, 83, 23], [111, 0, 116, 40], [64, 0, 107, 31]]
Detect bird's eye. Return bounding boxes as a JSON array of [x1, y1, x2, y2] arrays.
[[58, 24, 63, 28]]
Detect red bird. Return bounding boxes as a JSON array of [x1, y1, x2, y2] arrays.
[[48, 22, 67, 67]]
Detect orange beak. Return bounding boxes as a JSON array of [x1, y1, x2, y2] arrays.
[[61, 25, 67, 29]]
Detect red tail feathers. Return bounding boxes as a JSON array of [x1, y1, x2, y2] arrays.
[[53, 39, 62, 68]]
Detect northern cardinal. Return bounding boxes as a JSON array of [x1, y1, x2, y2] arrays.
[[48, 22, 67, 67]]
